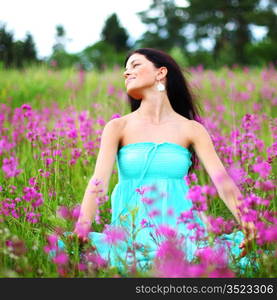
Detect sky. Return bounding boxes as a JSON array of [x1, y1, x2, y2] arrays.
[[1, 0, 268, 59], [0, 0, 154, 59]]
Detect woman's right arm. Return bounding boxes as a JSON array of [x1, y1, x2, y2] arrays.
[[73, 117, 122, 240]]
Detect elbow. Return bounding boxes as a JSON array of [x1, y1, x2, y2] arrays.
[[217, 177, 242, 200], [89, 178, 108, 195]]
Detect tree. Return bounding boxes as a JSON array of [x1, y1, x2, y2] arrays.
[[0, 24, 14, 67], [23, 32, 37, 62], [101, 13, 130, 52], [185, 0, 258, 65], [136, 0, 188, 51], [137, 0, 277, 66], [50, 24, 78, 68], [13, 40, 24, 68], [184, 0, 277, 65], [0, 24, 37, 68], [52, 24, 68, 53]]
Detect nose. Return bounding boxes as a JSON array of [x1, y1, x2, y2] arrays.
[[123, 69, 130, 78]]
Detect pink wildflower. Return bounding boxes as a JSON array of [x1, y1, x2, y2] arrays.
[[102, 226, 127, 245], [155, 225, 177, 239], [53, 252, 68, 265]]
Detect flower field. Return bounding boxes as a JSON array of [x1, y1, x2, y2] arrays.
[[0, 65, 276, 278]]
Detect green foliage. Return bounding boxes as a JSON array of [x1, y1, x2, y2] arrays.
[[169, 46, 189, 68], [49, 50, 80, 69], [187, 50, 214, 68], [245, 38, 277, 66], [52, 24, 67, 53], [101, 13, 130, 52], [136, 0, 187, 51], [137, 0, 277, 67], [0, 66, 276, 277], [0, 24, 38, 68], [48, 25, 79, 69], [1, 1, 277, 70], [81, 41, 126, 70]]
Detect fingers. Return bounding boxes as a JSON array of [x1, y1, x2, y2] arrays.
[[239, 247, 247, 258], [68, 232, 89, 244]]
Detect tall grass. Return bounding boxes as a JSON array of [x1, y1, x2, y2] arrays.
[[0, 65, 276, 277]]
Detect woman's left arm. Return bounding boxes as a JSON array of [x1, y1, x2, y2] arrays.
[[188, 120, 255, 232]]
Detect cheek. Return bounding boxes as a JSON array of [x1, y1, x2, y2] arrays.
[[139, 69, 155, 84]]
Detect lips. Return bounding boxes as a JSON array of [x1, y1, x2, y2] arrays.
[[126, 77, 136, 85]]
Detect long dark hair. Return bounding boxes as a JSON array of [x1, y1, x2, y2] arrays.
[[124, 48, 203, 175]]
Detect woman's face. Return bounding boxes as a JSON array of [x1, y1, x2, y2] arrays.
[[124, 53, 160, 99]]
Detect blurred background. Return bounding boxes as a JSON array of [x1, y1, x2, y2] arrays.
[[1, 0, 276, 70]]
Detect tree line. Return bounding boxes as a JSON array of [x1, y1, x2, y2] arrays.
[[0, 0, 276, 69]]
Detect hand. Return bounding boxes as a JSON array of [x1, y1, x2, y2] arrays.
[[239, 221, 257, 257], [69, 230, 89, 245], [71, 221, 91, 245]]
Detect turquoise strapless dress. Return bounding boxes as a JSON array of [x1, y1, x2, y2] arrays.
[[59, 142, 257, 274]]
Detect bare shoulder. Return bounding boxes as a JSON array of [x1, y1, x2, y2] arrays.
[[176, 116, 195, 146], [104, 115, 125, 132], [113, 112, 134, 129], [189, 119, 205, 131], [103, 114, 131, 144], [188, 120, 210, 144], [189, 120, 208, 134]]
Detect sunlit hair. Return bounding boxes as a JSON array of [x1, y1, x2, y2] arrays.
[[124, 48, 203, 174]]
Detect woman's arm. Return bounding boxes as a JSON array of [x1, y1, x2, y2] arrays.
[[189, 120, 257, 254], [188, 120, 249, 226], [74, 117, 122, 240]]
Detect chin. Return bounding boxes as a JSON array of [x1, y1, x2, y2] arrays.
[[126, 87, 143, 100]]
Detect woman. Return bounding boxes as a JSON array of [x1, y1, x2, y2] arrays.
[[69, 48, 257, 273]]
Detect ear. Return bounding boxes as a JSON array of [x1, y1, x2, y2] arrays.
[[156, 66, 168, 81]]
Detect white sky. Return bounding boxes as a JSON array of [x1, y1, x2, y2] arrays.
[[0, 0, 153, 58], [1, 0, 268, 59]]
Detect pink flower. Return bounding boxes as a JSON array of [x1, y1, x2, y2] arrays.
[[136, 184, 156, 195], [67, 128, 78, 139], [187, 185, 208, 212], [111, 114, 121, 119], [195, 245, 229, 268], [155, 225, 177, 239], [85, 252, 108, 269], [71, 205, 80, 219], [26, 211, 41, 223], [91, 178, 102, 186], [57, 206, 71, 219], [141, 197, 154, 205], [102, 226, 127, 245], [29, 177, 38, 187], [178, 209, 194, 223], [74, 221, 90, 239], [47, 234, 58, 245], [44, 234, 59, 254], [53, 252, 68, 265], [148, 209, 160, 218], [45, 157, 53, 166], [254, 180, 275, 191], [154, 239, 191, 277], [264, 225, 277, 243], [71, 148, 82, 159], [21, 104, 32, 110], [252, 160, 272, 179], [167, 208, 174, 216], [2, 156, 22, 178], [107, 84, 115, 96], [207, 216, 236, 235]]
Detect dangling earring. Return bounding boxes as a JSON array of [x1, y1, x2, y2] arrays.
[[157, 81, 165, 92]]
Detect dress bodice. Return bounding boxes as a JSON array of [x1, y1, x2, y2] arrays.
[[116, 142, 192, 183]]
